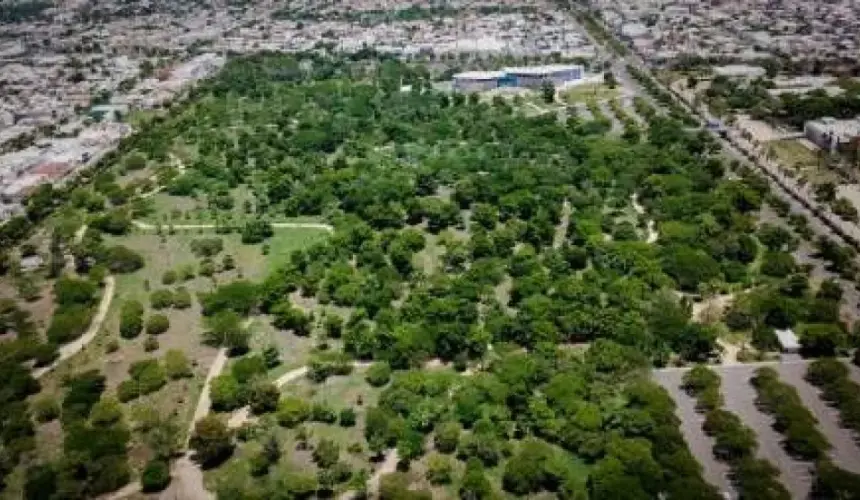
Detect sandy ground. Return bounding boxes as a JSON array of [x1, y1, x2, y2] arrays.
[[837, 184, 860, 218], [691, 294, 735, 324], [33, 275, 115, 379], [158, 455, 214, 500]]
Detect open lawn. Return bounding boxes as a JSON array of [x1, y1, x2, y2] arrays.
[[768, 139, 819, 168], [560, 83, 619, 105]]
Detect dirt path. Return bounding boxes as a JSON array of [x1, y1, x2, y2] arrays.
[[33, 275, 115, 379], [132, 220, 334, 232], [631, 193, 658, 243], [227, 362, 374, 429], [339, 449, 400, 500], [187, 347, 229, 444], [553, 199, 571, 249]]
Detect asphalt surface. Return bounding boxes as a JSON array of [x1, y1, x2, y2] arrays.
[[652, 370, 736, 497], [777, 362, 860, 473]]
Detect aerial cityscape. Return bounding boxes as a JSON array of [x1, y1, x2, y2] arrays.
[[1, 0, 860, 498]]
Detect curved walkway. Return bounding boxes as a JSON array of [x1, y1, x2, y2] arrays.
[[33, 275, 115, 379], [132, 220, 334, 232]]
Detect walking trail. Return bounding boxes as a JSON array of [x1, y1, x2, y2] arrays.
[[33, 275, 115, 379], [631, 193, 658, 243], [132, 220, 334, 232]]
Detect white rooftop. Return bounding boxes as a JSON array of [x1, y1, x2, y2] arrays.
[[774, 328, 801, 351], [453, 71, 506, 80], [503, 64, 583, 76]]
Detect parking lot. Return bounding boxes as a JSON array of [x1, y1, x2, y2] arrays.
[[654, 360, 860, 498]]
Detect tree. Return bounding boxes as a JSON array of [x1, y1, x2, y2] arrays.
[[540, 80, 556, 103], [271, 302, 312, 335], [426, 453, 453, 484], [119, 300, 144, 338], [313, 439, 340, 468], [189, 415, 233, 468], [204, 310, 250, 354], [434, 421, 461, 454], [210, 375, 245, 411], [277, 396, 311, 428], [141, 459, 170, 492], [249, 381, 280, 415], [460, 458, 492, 500]]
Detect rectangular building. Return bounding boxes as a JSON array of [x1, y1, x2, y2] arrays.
[[804, 117, 860, 153]]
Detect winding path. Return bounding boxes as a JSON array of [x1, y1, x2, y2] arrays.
[[33, 275, 115, 379]]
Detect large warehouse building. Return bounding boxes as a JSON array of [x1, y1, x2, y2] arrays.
[[453, 64, 584, 92], [452, 71, 506, 92]]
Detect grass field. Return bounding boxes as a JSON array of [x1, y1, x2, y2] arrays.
[[768, 139, 819, 168], [560, 84, 619, 105]]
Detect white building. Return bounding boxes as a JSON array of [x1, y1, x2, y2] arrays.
[[502, 64, 584, 89], [804, 117, 860, 153], [452, 71, 506, 92]]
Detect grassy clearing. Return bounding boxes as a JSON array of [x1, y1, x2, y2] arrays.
[[560, 83, 619, 105], [768, 139, 818, 168]]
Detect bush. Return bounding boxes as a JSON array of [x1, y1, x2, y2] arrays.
[[434, 421, 461, 454], [339, 408, 357, 427], [752, 367, 829, 460], [311, 403, 338, 424], [161, 270, 178, 285], [210, 375, 246, 412], [426, 453, 453, 484], [365, 361, 392, 387], [164, 349, 192, 379], [102, 245, 145, 273], [231, 355, 267, 384], [145, 314, 170, 335], [189, 415, 233, 468], [172, 287, 193, 309], [31, 395, 60, 422], [144, 336, 160, 352], [248, 381, 279, 415], [150, 289, 174, 310], [119, 300, 143, 339], [278, 396, 310, 428]]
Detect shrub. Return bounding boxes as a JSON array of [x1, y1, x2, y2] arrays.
[[231, 355, 267, 384], [339, 408, 357, 427], [248, 381, 279, 415], [426, 453, 453, 484], [145, 314, 170, 335], [164, 349, 192, 379], [434, 422, 461, 454], [277, 396, 310, 428], [161, 270, 178, 285], [31, 395, 60, 422], [141, 459, 171, 492], [144, 336, 160, 352], [365, 362, 392, 387], [172, 287, 192, 309], [210, 375, 246, 412], [150, 289, 174, 310]]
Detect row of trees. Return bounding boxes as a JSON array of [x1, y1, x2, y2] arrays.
[[683, 365, 790, 498]]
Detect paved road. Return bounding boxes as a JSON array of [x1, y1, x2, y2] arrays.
[[776, 362, 860, 473], [652, 370, 736, 496], [33, 275, 115, 379], [719, 366, 813, 498]]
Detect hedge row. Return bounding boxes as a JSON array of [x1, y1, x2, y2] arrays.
[[683, 365, 790, 499], [751, 367, 830, 460], [805, 358, 860, 435]]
